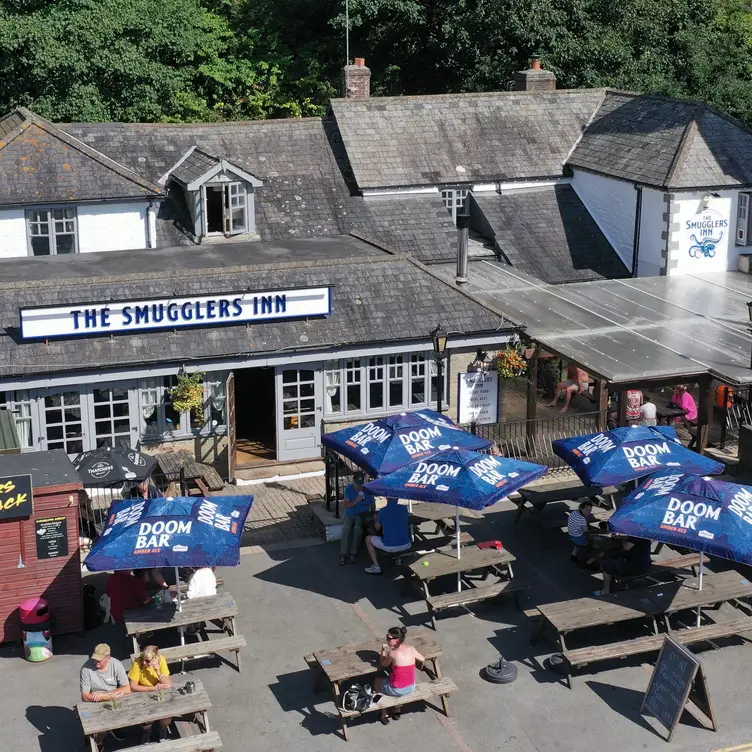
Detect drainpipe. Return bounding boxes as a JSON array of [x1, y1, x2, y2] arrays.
[[146, 201, 157, 249], [456, 214, 470, 284], [631, 185, 643, 277]]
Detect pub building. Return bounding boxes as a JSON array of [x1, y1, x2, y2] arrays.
[[0, 237, 515, 478]]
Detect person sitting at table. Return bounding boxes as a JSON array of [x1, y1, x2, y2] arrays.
[[105, 569, 152, 625], [568, 501, 599, 570], [135, 568, 169, 599], [339, 471, 376, 566], [672, 384, 698, 430], [373, 626, 425, 724], [595, 536, 652, 595], [80, 643, 132, 744], [129, 645, 173, 744], [364, 498, 411, 575], [548, 364, 590, 413], [185, 566, 217, 599], [639, 396, 658, 427], [128, 478, 161, 500]]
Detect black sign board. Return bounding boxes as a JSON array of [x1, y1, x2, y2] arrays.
[[35, 516, 68, 560], [0, 474, 33, 521], [641, 636, 716, 741]]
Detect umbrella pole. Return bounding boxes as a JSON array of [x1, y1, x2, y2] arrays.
[[456, 507, 462, 593], [175, 565, 187, 673], [696, 553, 704, 627]]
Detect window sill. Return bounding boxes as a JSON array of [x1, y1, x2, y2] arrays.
[[323, 404, 446, 422]]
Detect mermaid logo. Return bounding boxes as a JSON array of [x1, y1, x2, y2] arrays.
[[686, 208, 727, 259]]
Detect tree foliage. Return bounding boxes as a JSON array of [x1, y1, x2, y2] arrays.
[[1, 0, 752, 124]]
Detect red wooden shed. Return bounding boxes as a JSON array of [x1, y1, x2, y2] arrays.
[[0, 450, 84, 643]]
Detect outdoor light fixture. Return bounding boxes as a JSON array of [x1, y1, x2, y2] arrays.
[[430, 324, 449, 414], [701, 193, 713, 209], [431, 324, 448, 357], [747, 300, 752, 324]]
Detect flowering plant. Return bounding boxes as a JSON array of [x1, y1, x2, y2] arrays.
[[169, 372, 205, 421], [496, 345, 528, 380]]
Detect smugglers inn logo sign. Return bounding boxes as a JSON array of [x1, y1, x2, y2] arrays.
[[19, 286, 332, 340], [686, 208, 728, 260]]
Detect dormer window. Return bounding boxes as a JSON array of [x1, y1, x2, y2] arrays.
[[162, 147, 262, 240]]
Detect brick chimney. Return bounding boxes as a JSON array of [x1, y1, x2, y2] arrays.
[[341, 57, 371, 99], [513, 55, 556, 92]]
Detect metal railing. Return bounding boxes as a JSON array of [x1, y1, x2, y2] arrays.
[[324, 447, 362, 518], [468, 410, 607, 473], [720, 386, 752, 449]]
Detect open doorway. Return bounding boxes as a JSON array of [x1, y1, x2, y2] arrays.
[[234, 366, 276, 465]]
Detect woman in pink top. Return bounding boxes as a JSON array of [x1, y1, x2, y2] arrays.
[[374, 626, 425, 724], [672, 385, 698, 425]]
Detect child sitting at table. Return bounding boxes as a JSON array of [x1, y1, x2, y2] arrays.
[[568, 501, 599, 570]]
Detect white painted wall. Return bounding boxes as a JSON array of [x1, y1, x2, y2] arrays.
[[669, 190, 735, 274], [636, 187, 665, 277], [0, 209, 27, 258], [571, 169, 636, 269], [77, 203, 148, 253]]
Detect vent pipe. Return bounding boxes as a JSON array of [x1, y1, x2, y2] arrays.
[[456, 214, 470, 284]]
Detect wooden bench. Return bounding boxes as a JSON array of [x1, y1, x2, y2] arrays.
[[515, 483, 617, 525], [337, 677, 457, 741], [615, 553, 702, 586], [426, 580, 525, 614], [128, 732, 223, 752], [177, 577, 225, 594], [131, 635, 246, 672], [129, 739, 221, 752], [563, 617, 752, 679]]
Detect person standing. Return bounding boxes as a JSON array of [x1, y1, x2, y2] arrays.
[[80, 643, 132, 744], [105, 570, 151, 625], [625, 389, 643, 425], [365, 498, 411, 575], [339, 471, 375, 566], [639, 396, 658, 426]]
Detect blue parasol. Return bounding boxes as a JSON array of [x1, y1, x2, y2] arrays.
[[365, 448, 547, 591], [552, 425, 724, 486], [84, 495, 254, 572], [610, 472, 752, 623], [321, 409, 491, 476]]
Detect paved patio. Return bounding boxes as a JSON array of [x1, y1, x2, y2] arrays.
[[5, 496, 752, 752]]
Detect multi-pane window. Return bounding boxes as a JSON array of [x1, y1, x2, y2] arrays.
[[228, 182, 247, 233], [27, 208, 77, 256], [324, 352, 447, 418], [281, 369, 316, 430], [93, 387, 131, 448], [44, 391, 84, 455], [0, 391, 33, 448], [440, 188, 469, 224], [204, 181, 248, 236], [737, 192, 751, 245], [138, 375, 227, 439]]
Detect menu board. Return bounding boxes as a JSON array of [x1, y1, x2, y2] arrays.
[[641, 636, 713, 741], [35, 516, 69, 560], [458, 371, 499, 425], [0, 474, 33, 521]]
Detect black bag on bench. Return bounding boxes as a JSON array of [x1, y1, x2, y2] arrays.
[[341, 683, 372, 713]]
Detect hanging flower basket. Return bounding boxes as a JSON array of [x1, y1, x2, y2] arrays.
[[169, 372, 205, 422], [496, 345, 528, 380]]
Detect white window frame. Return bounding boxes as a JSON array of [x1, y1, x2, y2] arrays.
[[202, 181, 248, 237], [323, 351, 448, 419], [737, 192, 750, 246], [26, 207, 78, 256], [137, 374, 228, 441], [0, 390, 34, 449], [440, 188, 469, 224]]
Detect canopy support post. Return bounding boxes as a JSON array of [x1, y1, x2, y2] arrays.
[[697, 375, 712, 455], [596, 380, 608, 431], [696, 552, 704, 627], [526, 348, 539, 458]]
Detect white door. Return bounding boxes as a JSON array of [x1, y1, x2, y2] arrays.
[[276, 365, 323, 461]]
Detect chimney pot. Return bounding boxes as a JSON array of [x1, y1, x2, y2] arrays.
[[341, 58, 371, 99], [530, 55, 541, 70], [355, 57, 365, 67]]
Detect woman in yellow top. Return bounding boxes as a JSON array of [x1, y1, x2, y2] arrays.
[[128, 645, 173, 743]]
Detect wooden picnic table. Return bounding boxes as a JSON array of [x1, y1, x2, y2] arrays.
[[77, 674, 211, 752], [408, 545, 518, 628], [515, 481, 618, 524], [309, 627, 443, 698], [648, 569, 752, 618], [408, 502, 483, 523], [124, 591, 239, 657]]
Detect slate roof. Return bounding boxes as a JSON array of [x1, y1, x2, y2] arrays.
[[169, 147, 221, 186], [0, 242, 508, 380], [0, 108, 162, 205], [568, 91, 752, 188], [472, 185, 629, 284], [329, 90, 607, 189]]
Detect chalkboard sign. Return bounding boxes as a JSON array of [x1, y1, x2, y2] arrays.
[[35, 516, 68, 560], [641, 635, 715, 741], [0, 473, 33, 521]]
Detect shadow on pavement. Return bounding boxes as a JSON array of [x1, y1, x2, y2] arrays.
[[585, 680, 663, 737], [26, 705, 82, 752]]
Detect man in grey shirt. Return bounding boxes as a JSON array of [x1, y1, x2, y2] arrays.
[[80, 643, 131, 742]]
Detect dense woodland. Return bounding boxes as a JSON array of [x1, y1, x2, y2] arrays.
[[2, 0, 752, 124]]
